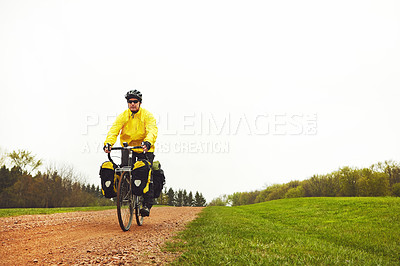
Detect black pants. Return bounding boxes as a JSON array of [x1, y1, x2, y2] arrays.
[[133, 152, 155, 208]]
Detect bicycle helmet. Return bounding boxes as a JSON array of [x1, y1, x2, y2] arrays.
[[125, 89, 142, 102]]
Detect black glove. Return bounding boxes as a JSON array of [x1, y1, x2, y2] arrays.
[[103, 143, 111, 152], [141, 141, 151, 150]]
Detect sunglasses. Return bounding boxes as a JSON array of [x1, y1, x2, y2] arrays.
[[127, 100, 139, 104]]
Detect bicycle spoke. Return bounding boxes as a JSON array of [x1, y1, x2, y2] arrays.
[[117, 172, 134, 231]]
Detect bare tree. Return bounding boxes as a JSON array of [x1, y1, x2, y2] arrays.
[[8, 150, 42, 175], [0, 147, 7, 166]]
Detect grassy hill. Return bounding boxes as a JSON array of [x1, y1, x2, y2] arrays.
[[167, 197, 400, 265]]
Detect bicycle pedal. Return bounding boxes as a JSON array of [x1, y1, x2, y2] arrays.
[[140, 207, 150, 217]]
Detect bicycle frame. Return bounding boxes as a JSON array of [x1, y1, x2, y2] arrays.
[[107, 143, 146, 231]]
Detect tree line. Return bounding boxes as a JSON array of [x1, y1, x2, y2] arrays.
[[0, 149, 113, 208], [0, 165, 113, 208], [0, 149, 207, 208], [156, 188, 207, 207], [210, 160, 400, 206]]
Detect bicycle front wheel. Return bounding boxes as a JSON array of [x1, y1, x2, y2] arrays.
[[117, 172, 134, 231]]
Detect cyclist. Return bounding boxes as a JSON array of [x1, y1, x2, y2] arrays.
[[104, 89, 158, 217]]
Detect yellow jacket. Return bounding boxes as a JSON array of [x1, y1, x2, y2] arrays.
[[104, 107, 158, 152]]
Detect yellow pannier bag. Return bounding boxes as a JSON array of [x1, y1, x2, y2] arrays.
[[132, 160, 152, 196], [99, 161, 118, 198]]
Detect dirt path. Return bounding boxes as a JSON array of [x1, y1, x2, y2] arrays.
[[0, 207, 203, 265]]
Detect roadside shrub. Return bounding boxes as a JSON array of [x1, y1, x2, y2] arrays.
[[284, 185, 305, 198], [393, 183, 400, 197]]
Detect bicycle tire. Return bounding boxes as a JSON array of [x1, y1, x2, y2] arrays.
[[117, 172, 134, 231], [135, 195, 144, 226]]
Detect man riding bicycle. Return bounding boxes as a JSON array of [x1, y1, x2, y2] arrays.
[[104, 89, 158, 217]]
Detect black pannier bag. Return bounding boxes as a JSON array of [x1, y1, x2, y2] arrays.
[[99, 161, 118, 198], [132, 159, 152, 196], [152, 161, 166, 198]]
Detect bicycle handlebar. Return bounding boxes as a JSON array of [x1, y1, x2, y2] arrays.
[[107, 146, 144, 166], [110, 146, 143, 151]]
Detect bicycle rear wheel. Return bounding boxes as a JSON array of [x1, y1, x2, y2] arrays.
[[135, 195, 144, 226], [117, 172, 134, 231]]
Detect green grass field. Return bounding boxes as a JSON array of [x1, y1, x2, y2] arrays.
[[167, 197, 400, 265], [0, 206, 116, 217]]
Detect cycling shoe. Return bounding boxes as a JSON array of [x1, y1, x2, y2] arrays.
[[140, 206, 150, 217]]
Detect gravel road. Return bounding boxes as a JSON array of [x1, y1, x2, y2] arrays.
[[0, 207, 203, 265]]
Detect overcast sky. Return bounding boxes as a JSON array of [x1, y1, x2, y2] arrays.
[[1, 0, 399, 201]]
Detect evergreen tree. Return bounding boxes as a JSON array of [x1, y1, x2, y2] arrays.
[[187, 191, 194, 206], [182, 189, 188, 206], [176, 189, 184, 207], [194, 191, 207, 207], [167, 187, 175, 206], [0, 166, 17, 193]]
